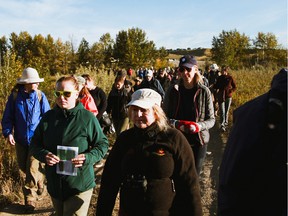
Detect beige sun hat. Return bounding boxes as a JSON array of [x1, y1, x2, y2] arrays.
[[16, 67, 44, 84]]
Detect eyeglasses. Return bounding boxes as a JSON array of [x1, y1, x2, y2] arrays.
[[54, 90, 78, 98], [178, 66, 192, 73]]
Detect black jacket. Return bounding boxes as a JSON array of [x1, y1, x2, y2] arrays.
[[96, 124, 202, 216]]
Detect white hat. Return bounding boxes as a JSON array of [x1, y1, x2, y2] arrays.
[[126, 88, 161, 109], [75, 75, 86, 86], [145, 69, 153, 77], [210, 63, 219, 70], [17, 67, 44, 84]]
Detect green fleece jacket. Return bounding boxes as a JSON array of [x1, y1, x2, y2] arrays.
[[30, 102, 109, 200]]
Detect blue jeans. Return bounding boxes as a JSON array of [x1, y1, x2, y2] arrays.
[[219, 97, 232, 127]]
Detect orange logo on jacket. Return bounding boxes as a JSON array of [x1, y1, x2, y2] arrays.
[[153, 148, 165, 156]]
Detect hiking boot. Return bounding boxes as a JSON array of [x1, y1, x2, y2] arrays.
[[25, 200, 35, 213]]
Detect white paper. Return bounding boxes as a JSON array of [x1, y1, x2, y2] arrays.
[[56, 145, 79, 176]]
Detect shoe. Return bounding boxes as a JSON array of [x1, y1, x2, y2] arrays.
[[25, 201, 35, 213]]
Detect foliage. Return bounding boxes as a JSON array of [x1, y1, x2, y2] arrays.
[[113, 27, 158, 69], [229, 67, 278, 113], [211, 29, 250, 68], [211, 30, 286, 69]]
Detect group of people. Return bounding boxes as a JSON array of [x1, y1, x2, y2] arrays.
[[2, 57, 286, 215]]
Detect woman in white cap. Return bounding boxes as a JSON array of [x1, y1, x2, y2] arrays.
[[96, 88, 202, 216], [1, 67, 50, 213]]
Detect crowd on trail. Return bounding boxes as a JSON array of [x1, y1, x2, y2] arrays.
[[1, 57, 286, 216]]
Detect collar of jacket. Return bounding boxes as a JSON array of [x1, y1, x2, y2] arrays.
[[54, 102, 84, 118], [134, 122, 160, 140]]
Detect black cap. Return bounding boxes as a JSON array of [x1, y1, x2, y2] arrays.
[[179, 55, 198, 68]]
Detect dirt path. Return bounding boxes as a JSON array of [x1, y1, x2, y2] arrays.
[[0, 120, 228, 216]]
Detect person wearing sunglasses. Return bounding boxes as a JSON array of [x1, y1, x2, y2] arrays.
[[30, 76, 109, 216], [163, 55, 215, 176]]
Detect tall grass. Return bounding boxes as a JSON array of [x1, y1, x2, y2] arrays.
[[230, 68, 278, 111]]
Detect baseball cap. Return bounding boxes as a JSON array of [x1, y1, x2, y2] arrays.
[[145, 69, 153, 77], [179, 55, 198, 68], [126, 88, 161, 109]]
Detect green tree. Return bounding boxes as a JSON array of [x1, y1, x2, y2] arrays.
[[77, 38, 90, 67], [9, 31, 33, 65], [211, 29, 250, 68], [113, 27, 157, 69], [90, 33, 114, 68], [253, 32, 280, 66]]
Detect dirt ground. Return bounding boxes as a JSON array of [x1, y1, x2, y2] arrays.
[[0, 119, 228, 216]]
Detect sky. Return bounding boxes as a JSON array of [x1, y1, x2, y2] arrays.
[[0, 0, 287, 50]]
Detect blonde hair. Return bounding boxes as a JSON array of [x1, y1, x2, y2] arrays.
[[153, 105, 170, 131]]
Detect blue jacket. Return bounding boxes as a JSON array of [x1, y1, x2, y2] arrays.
[[1, 86, 50, 146]]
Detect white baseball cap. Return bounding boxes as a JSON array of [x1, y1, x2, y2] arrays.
[[126, 88, 161, 109]]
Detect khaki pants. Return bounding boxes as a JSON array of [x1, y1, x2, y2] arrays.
[[15, 143, 45, 203], [51, 188, 93, 216]]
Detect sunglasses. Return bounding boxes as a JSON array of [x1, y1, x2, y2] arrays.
[[54, 90, 78, 98], [178, 66, 192, 73]]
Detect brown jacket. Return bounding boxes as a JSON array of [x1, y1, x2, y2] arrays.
[[214, 74, 236, 103]]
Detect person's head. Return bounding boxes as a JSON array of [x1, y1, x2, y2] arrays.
[[145, 69, 154, 81], [221, 65, 229, 75], [134, 76, 143, 85], [17, 67, 44, 92], [114, 76, 125, 90], [178, 55, 203, 86], [55, 76, 79, 110], [73, 75, 86, 91], [158, 68, 167, 77], [116, 69, 127, 79], [210, 63, 219, 72], [81, 74, 96, 90], [126, 88, 169, 130]]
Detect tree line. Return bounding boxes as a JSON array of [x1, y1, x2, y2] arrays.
[[0, 28, 286, 77]]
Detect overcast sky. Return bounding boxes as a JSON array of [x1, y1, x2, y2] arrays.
[[0, 0, 287, 49]]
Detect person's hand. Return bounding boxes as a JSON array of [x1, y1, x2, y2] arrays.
[[175, 120, 200, 134], [45, 152, 60, 166], [71, 154, 86, 168], [7, 134, 16, 146]]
